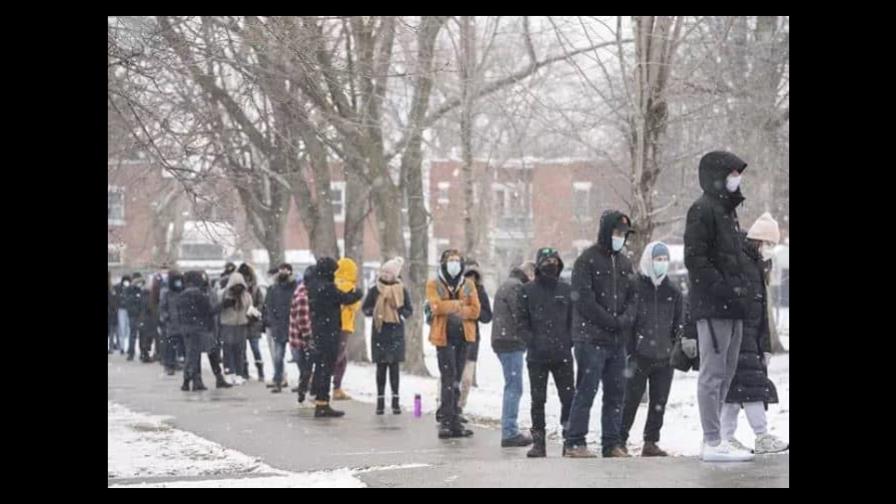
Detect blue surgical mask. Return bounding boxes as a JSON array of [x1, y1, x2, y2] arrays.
[[612, 236, 625, 252], [653, 260, 669, 278], [446, 261, 462, 277]]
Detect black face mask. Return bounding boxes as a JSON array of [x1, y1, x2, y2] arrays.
[[540, 264, 560, 278], [231, 285, 245, 295], [278, 273, 290, 282]]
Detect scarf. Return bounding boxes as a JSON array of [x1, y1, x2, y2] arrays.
[[373, 279, 405, 332]]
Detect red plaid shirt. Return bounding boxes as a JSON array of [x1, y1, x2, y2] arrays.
[[288, 283, 311, 348]]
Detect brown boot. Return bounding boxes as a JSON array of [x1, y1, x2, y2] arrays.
[[641, 442, 668, 457], [332, 388, 352, 401], [563, 445, 597, 458], [603, 446, 632, 458]]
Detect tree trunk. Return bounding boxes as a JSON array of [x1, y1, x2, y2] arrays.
[[460, 16, 478, 257], [344, 159, 371, 362]]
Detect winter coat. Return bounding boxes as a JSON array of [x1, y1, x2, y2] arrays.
[[175, 286, 215, 336], [571, 210, 637, 348], [684, 151, 753, 321], [426, 273, 481, 348], [108, 287, 118, 328], [336, 258, 363, 333], [491, 273, 529, 354], [518, 259, 573, 364], [726, 239, 778, 404], [629, 242, 685, 362], [121, 282, 147, 319], [467, 283, 492, 361], [263, 278, 298, 338], [308, 258, 364, 351], [160, 275, 186, 336], [288, 280, 312, 349], [362, 282, 413, 363], [218, 272, 254, 327], [246, 284, 264, 339]]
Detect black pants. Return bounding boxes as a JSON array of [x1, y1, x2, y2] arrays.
[[183, 332, 204, 384], [376, 362, 400, 397], [436, 339, 468, 426], [127, 316, 140, 358], [295, 346, 314, 396], [164, 333, 184, 371], [139, 324, 155, 359], [312, 343, 339, 403], [527, 359, 575, 432], [621, 357, 675, 443]]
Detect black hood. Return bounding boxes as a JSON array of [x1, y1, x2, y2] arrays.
[[183, 270, 204, 289], [316, 257, 338, 282], [508, 266, 529, 284], [167, 270, 185, 292], [303, 265, 316, 285], [698, 151, 747, 209], [535, 247, 564, 275], [597, 210, 633, 255]]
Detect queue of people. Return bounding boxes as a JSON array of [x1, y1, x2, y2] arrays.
[[108, 150, 788, 462]]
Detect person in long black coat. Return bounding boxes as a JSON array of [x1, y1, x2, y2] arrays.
[[308, 257, 363, 417], [721, 213, 788, 455], [362, 257, 413, 415]]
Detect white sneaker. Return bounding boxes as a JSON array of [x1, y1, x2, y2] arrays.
[[702, 440, 755, 462], [754, 434, 788, 454], [727, 437, 752, 453], [233, 375, 246, 386]]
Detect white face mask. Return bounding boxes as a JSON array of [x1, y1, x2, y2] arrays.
[[726, 174, 742, 192], [612, 236, 626, 252], [653, 260, 669, 278], [122, 281, 130, 288], [760, 245, 775, 261], [446, 261, 462, 277]]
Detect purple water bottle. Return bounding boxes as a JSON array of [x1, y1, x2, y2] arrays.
[[414, 394, 422, 417]]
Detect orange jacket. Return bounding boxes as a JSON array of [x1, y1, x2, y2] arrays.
[[336, 258, 362, 332], [426, 276, 481, 347]]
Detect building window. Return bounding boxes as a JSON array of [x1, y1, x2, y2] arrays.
[[438, 182, 450, 204], [573, 182, 592, 221], [179, 242, 225, 260], [108, 243, 125, 266], [331, 181, 346, 222], [108, 187, 125, 225]]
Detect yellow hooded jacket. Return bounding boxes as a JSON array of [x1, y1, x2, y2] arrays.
[[336, 258, 362, 332]]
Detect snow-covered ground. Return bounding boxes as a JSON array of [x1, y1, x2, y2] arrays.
[[241, 317, 790, 457], [108, 401, 427, 487]]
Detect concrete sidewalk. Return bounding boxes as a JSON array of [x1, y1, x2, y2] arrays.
[[108, 355, 788, 487]]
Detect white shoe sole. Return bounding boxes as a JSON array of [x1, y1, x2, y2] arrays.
[[702, 450, 755, 462], [755, 445, 789, 454]]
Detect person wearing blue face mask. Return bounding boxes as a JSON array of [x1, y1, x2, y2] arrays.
[[620, 241, 683, 457], [564, 210, 637, 458]]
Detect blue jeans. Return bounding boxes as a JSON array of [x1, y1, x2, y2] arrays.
[[272, 337, 288, 384], [116, 309, 130, 353], [497, 351, 525, 440], [564, 342, 626, 451]]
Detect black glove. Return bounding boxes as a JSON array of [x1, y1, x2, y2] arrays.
[[221, 298, 236, 309]]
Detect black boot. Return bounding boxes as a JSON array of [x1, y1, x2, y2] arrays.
[[438, 422, 454, 439], [256, 362, 265, 382], [192, 378, 207, 391], [527, 430, 546, 458], [450, 422, 474, 438], [392, 396, 402, 415], [376, 396, 385, 415], [165, 367, 176, 376], [270, 382, 282, 393], [314, 402, 345, 418], [215, 374, 233, 389], [181, 379, 190, 391]]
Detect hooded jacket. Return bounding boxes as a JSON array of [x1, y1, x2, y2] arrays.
[[629, 241, 684, 361], [570, 210, 637, 347], [336, 258, 362, 333], [308, 257, 364, 350], [426, 252, 481, 347], [684, 151, 753, 320], [490, 267, 530, 354], [518, 248, 573, 363], [263, 272, 298, 338], [218, 272, 253, 326]]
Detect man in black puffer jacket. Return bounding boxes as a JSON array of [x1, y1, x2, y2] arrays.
[[620, 241, 683, 457], [564, 210, 637, 458], [682, 150, 754, 462], [308, 257, 363, 418], [518, 247, 574, 458]]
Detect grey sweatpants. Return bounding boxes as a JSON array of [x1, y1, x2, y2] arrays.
[[696, 318, 743, 445]]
